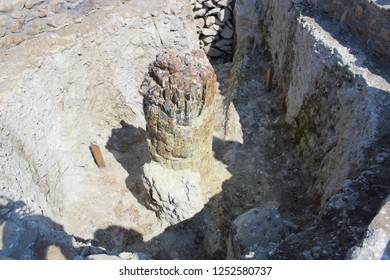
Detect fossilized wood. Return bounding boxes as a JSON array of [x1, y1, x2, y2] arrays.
[[140, 50, 217, 181]]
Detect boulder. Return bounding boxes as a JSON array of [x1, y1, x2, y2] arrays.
[[227, 208, 291, 259], [140, 161, 204, 225]]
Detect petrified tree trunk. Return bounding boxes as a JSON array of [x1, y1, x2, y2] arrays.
[[140, 50, 217, 183]]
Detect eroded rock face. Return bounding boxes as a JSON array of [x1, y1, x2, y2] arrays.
[[227, 208, 293, 260], [141, 161, 204, 225], [140, 50, 217, 181]]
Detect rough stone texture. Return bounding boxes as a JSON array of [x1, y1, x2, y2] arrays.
[[227, 208, 291, 259], [191, 0, 235, 63], [0, 0, 199, 243], [140, 50, 217, 180], [140, 161, 204, 225], [86, 254, 122, 260], [348, 195, 390, 260], [315, 0, 390, 59], [0, 0, 157, 49], [221, 0, 390, 260]]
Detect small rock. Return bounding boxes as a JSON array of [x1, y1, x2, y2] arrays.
[[0, 3, 13, 13], [193, 2, 203, 10], [227, 208, 290, 259], [225, 19, 234, 29], [214, 38, 233, 48], [0, 15, 8, 27], [26, 19, 45, 35], [212, 23, 223, 31], [10, 21, 23, 33], [15, 0, 27, 11], [201, 27, 218, 36], [376, 155, 386, 164], [36, 4, 48, 18], [46, 14, 73, 29], [220, 25, 234, 38], [0, 34, 23, 48], [216, 0, 232, 7], [218, 7, 232, 22], [86, 254, 122, 260], [201, 35, 218, 44], [50, 0, 64, 13], [24, 10, 37, 22], [204, 1, 216, 8], [193, 8, 207, 18], [163, 7, 172, 15], [205, 7, 220, 16], [25, 0, 45, 10], [119, 251, 152, 260], [195, 18, 205, 31], [0, 28, 6, 38], [205, 15, 216, 27], [217, 43, 232, 51], [207, 47, 225, 57], [11, 11, 23, 20]]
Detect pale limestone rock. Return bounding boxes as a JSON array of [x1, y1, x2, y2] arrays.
[[0, 15, 8, 27], [86, 254, 122, 260], [204, 1, 216, 8], [11, 11, 23, 20], [194, 8, 207, 18], [26, 19, 45, 35], [25, 0, 45, 10], [50, 0, 64, 13], [0, 34, 23, 48], [205, 15, 216, 27], [0, 3, 13, 13], [195, 17, 205, 31], [202, 27, 218, 36], [46, 14, 73, 29], [10, 21, 23, 33], [141, 161, 204, 225]]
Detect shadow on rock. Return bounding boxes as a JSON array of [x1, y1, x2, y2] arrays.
[[106, 120, 152, 210], [0, 197, 76, 260]]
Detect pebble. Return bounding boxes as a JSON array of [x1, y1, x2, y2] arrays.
[[205, 16, 216, 27]]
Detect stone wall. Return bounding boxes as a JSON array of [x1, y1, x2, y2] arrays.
[[312, 0, 390, 59], [191, 0, 235, 64], [0, 0, 124, 49]]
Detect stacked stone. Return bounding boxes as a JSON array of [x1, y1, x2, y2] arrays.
[[315, 0, 390, 60], [140, 50, 217, 181], [191, 0, 234, 63], [0, 0, 121, 49]]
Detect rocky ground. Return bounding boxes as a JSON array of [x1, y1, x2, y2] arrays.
[[0, 0, 389, 260]]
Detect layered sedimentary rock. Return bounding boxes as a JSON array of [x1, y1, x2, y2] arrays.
[[140, 50, 217, 182]]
